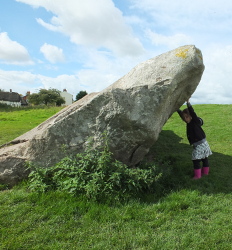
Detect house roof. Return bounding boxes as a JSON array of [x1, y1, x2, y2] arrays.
[[0, 91, 21, 102]]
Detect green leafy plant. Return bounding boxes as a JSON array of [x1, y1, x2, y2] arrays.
[[27, 133, 164, 201]]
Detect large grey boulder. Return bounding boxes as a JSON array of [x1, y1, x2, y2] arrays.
[[0, 45, 204, 186]]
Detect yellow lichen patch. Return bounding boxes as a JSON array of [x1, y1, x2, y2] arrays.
[[175, 48, 189, 59]]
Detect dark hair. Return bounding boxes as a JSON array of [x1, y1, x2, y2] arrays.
[[179, 108, 190, 121], [182, 108, 190, 115]]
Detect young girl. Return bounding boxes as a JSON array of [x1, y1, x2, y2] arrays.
[[177, 99, 212, 179]]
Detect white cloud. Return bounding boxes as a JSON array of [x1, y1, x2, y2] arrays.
[[8, 0, 232, 104], [128, 0, 232, 50], [0, 69, 81, 95], [73, 47, 148, 92], [130, 0, 232, 24], [0, 32, 33, 65], [0, 70, 38, 94], [38, 74, 80, 95], [192, 45, 232, 104], [0, 47, 142, 97], [145, 30, 192, 49], [40, 43, 65, 63], [17, 0, 145, 57], [36, 18, 59, 32]]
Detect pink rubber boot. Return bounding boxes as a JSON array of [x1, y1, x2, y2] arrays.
[[202, 167, 210, 175], [193, 169, 201, 179]]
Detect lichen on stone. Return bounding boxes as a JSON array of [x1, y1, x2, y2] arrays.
[[175, 48, 189, 59]]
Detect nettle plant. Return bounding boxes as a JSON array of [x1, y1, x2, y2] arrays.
[[27, 133, 165, 201]]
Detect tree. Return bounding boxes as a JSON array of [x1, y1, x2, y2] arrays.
[[75, 90, 88, 101], [28, 93, 40, 105], [28, 88, 65, 106], [56, 96, 66, 106]]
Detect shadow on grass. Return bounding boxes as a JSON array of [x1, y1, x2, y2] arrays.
[[146, 130, 232, 197]]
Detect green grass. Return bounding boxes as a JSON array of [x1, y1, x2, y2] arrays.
[[0, 106, 63, 145], [1, 189, 232, 249], [1, 105, 232, 249]]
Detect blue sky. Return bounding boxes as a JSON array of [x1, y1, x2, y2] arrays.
[[0, 0, 232, 103]]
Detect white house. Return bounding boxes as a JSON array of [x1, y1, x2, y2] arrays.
[[0, 90, 22, 107], [60, 89, 73, 106]]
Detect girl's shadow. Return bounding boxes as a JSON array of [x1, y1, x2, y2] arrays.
[[145, 130, 232, 196]]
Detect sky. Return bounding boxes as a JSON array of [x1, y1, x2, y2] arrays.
[[0, 0, 232, 104]]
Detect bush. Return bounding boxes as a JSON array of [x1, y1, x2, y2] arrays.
[[0, 103, 15, 111], [27, 135, 166, 201]]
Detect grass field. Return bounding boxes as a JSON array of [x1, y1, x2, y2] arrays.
[[0, 104, 232, 249], [0, 106, 63, 145]]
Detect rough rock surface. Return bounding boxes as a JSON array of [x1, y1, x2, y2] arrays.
[[0, 45, 205, 186]]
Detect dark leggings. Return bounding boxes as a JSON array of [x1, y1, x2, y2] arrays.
[[192, 158, 209, 169]]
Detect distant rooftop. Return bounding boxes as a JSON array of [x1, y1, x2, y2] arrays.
[[0, 91, 21, 102]]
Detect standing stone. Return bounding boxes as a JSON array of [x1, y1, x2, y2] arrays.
[[0, 45, 204, 186]]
